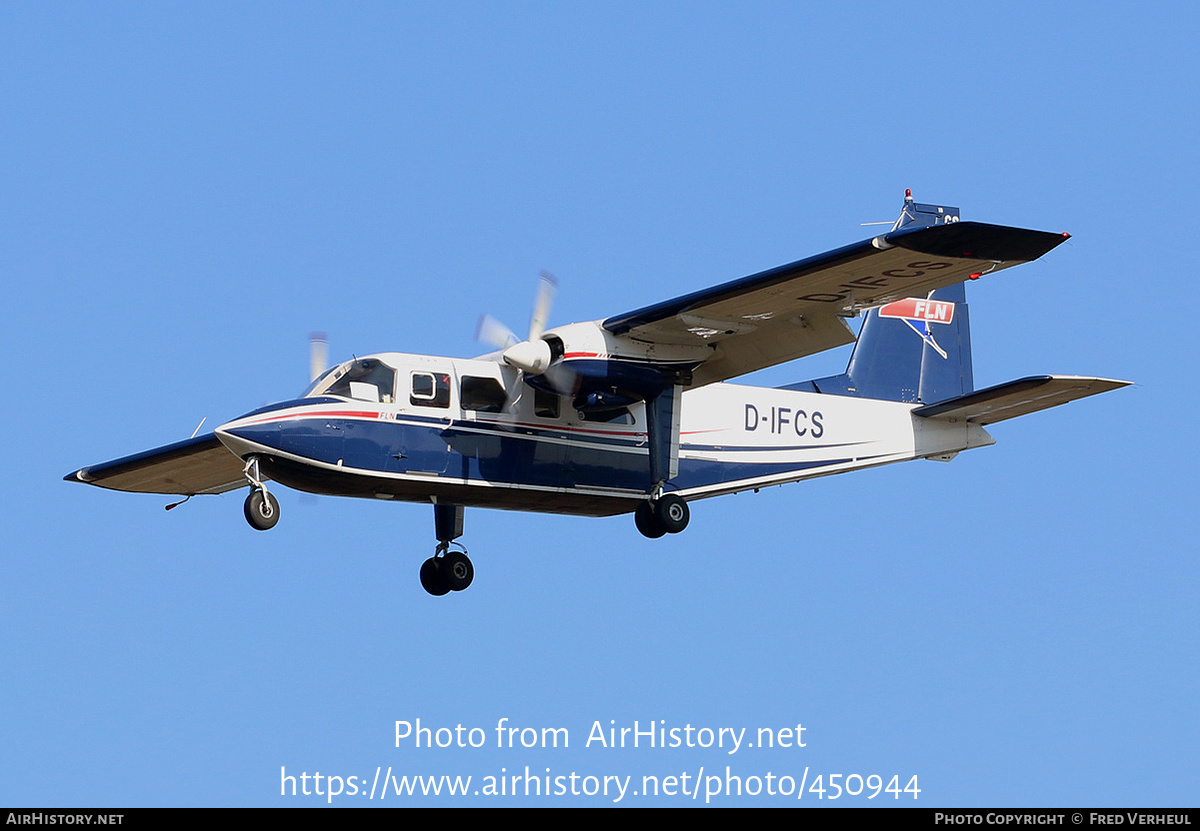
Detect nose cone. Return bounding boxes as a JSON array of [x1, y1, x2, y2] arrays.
[[214, 416, 269, 459], [215, 398, 333, 465], [214, 401, 294, 458]]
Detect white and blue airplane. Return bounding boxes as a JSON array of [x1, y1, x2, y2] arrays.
[[66, 193, 1129, 595]]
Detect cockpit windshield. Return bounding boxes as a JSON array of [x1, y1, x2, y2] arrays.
[[302, 358, 396, 403], [301, 365, 342, 398]]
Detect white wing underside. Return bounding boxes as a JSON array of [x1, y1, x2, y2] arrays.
[[65, 433, 246, 495], [604, 221, 1070, 385]]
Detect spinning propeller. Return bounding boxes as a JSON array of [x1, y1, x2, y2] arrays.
[[309, 331, 329, 383], [476, 270, 557, 361], [476, 271, 570, 388]]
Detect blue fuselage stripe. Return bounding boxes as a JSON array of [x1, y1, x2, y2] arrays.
[[223, 415, 866, 494]]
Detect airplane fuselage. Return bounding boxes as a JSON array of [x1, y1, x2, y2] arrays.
[[214, 351, 996, 517]]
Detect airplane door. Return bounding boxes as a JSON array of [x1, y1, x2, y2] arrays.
[[523, 387, 569, 487], [396, 368, 453, 476], [561, 404, 648, 491]]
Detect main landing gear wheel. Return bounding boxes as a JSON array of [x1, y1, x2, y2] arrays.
[[441, 550, 474, 592], [244, 489, 280, 531], [423, 504, 472, 596], [420, 548, 474, 596], [635, 502, 667, 539], [634, 494, 690, 538], [419, 557, 451, 596], [655, 493, 689, 534]]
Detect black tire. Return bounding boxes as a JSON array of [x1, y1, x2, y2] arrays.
[[441, 551, 474, 592], [654, 494, 689, 534], [635, 502, 667, 539], [419, 557, 451, 596], [244, 490, 280, 531]]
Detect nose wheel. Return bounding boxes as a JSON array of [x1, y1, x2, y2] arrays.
[[244, 489, 280, 530], [241, 456, 280, 531]]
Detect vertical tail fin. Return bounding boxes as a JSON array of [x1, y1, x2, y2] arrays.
[[783, 193, 974, 405]]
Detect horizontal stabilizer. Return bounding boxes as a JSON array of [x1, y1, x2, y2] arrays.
[[911, 375, 1131, 424], [64, 432, 246, 495]]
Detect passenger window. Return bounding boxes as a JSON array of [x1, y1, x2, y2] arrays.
[[410, 372, 450, 408], [580, 407, 634, 425], [534, 388, 560, 419], [460, 376, 508, 413]]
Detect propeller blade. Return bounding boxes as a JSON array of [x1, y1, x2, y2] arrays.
[[475, 314, 520, 350], [309, 332, 328, 383], [529, 270, 557, 341], [478, 271, 561, 406], [543, 362, 578, 397]]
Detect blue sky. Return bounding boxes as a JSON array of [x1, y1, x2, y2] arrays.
[[3, 3, 1196, 807]]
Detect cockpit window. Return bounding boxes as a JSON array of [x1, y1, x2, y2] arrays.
[[301, 365, 342, 398], [309, 359, 395, 403]]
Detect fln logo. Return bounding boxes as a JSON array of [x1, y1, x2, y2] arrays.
[[878, 296, 955, 359]]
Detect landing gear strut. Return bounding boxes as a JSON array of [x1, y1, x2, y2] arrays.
[[242, 456, 279, 531], [420, 503, 474, 596], [634, 493, 689, 538]]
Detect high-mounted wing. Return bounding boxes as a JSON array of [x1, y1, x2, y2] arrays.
[[64, 432, 246, 495], [603, 220, 1069, 386]]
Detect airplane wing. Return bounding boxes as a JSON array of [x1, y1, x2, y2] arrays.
[[603, 221, 1069, 385], [64, 432, 247, 495], [911, 375, 1132, 424]]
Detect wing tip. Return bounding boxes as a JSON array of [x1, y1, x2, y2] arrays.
[[1044, 374, 1134, 391], [888, 221, 1070, 263]]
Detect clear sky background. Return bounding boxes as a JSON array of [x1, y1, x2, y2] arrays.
[[3, 3, 1196, 807]]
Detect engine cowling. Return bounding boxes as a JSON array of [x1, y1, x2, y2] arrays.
[[505, 321, 707, 413]]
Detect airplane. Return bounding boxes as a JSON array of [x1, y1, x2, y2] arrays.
[[65, 192, 1130, 596]]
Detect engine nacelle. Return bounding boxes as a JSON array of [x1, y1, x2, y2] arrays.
[[545, 321, 708, 367], [519, 321, 709, 410]]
